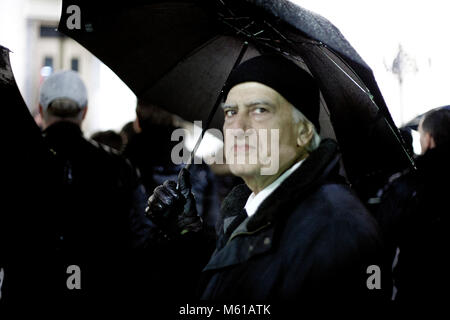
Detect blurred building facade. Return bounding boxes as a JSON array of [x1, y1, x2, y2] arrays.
[[0, 0, 136, 135]]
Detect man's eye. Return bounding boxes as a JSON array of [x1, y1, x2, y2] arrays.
[[225, 109, 236, 117], [253, 107, 267, 114]]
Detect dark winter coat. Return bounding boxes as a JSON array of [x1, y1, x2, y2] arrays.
[[41, 121, 140, 252], [2, 121, 144, 310], [200, 139, 386, 303], [2, 121, 205, 312]]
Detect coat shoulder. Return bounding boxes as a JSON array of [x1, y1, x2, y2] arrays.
[[286, 182, 381, 244], [307, 183, 374, 220]]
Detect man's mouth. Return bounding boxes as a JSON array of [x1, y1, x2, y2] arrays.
[[233, 144, 252, 153]]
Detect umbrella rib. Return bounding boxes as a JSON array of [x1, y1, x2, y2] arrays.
[[320, 47, 417, 170], [262, 20, 323, 46], [262, 20, 291, 43], [221, 18, 305, 62], [323, 46, 374, 97], [320, 47, 371, 98], [219, 18, 289, 54], [242, 21, 256, 30], [384, 117, 417, 170], [222, 16, 251, 21], [216, 0, 237, 18], [235, 21, 256, 36], [253, 30, 264, 37]]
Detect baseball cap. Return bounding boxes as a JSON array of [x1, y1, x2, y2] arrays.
[[39, 70, 88, 109]]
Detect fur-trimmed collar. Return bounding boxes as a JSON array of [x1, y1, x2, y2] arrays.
[[220, 139, 343, 233]]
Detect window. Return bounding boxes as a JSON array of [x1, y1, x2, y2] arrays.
[[39, 25, 64, 38], [44, 56, 53, 68], [71, 58, 79, 71]]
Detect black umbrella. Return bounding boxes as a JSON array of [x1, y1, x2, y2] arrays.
[[1, 46, 43, 148], [57, 0, 415, 193], [1, 45, 56, 267], [1, 45, 52, 179]]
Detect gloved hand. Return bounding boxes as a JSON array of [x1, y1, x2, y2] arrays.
[[145, 168, 203, 238]]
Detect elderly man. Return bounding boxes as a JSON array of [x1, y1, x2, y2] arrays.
[[147, 54, 385, 302]]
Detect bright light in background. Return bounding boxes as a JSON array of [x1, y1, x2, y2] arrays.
[[411, 130, 422, 155], [290, 0, 450, 127], [177, 121, 224, 161], [40, 66, 52, 77], [84, 58, 137, 136]]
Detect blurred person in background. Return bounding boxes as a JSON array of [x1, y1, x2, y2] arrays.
[[122, 99, 220, 237], [376, 108, 450, 303], [37, 70, 146, 306], [121, 99, 221, 301], [120, 120, 140, 148], [91, 129, 124, 151], [364, 127, 415, 214]]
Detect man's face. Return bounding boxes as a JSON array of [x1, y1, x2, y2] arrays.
[[222, 82, 300, 178]]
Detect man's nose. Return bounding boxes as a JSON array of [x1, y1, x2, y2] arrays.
[[231, 112, 250, 132]]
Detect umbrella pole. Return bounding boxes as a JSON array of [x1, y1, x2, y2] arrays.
[[183, 41, 249, 172]]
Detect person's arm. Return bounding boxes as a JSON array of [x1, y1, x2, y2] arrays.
[[146, 168, 203, 239]]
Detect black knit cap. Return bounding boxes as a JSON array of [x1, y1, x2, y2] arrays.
[[223, 54, 321, 132]]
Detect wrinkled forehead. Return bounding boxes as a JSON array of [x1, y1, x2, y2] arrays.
[[223, 82, 283, 107]]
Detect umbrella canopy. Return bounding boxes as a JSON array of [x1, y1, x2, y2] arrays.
[[57, 0, 415, 192], [403, 105, 450, 130], [1, 45, 49, 167], [1, 45, 56, 258], [1, 46, 40, 140]]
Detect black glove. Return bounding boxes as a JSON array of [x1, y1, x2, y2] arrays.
[[146, 168, 202, 238]]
